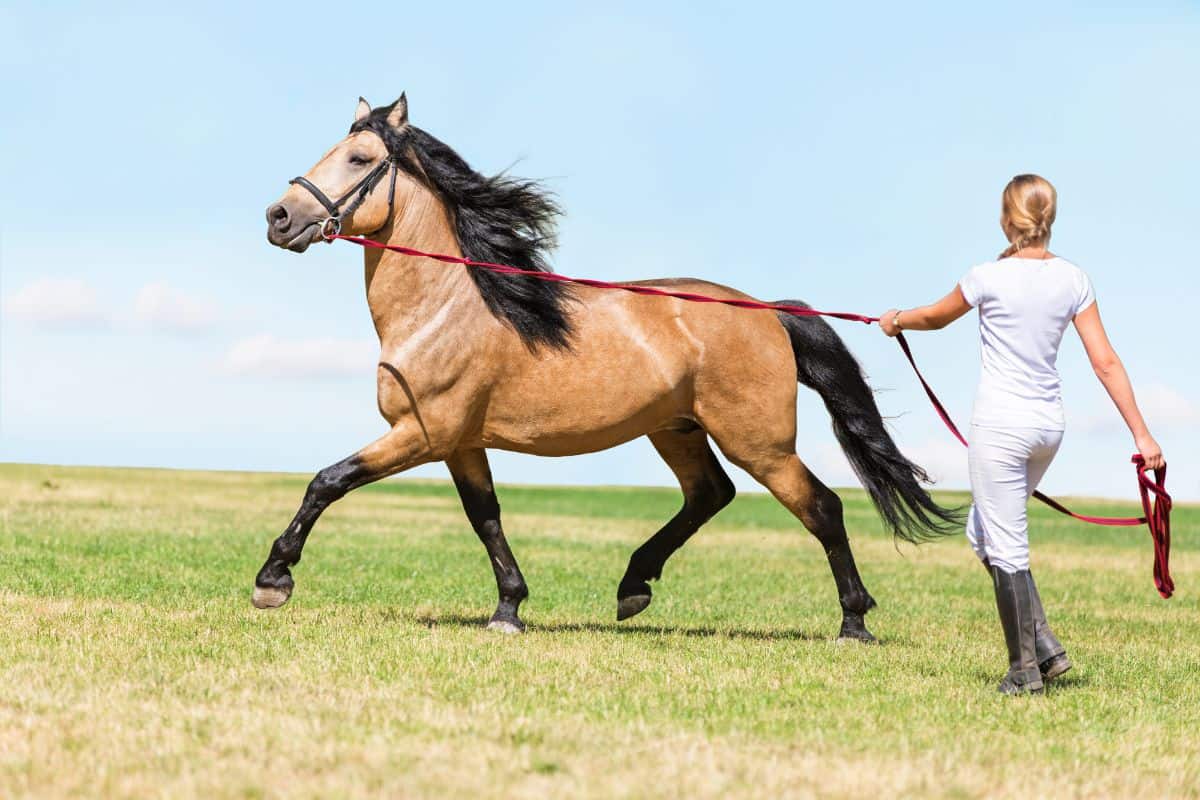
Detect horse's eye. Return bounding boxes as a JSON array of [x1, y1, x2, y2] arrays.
[[348, 154, 371, 166]]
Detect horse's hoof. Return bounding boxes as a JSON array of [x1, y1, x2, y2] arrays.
[[617, 594, 652, 621], [486, 618, 525, 634], [837, 627, 878, 644], [252, 585, 292, 609]]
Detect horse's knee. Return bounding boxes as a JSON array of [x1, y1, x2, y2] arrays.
[[305, 457, 364, 509], [306, 469, 347, 506]]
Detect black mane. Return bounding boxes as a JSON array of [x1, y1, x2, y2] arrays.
[[351, 105, 573, 350]]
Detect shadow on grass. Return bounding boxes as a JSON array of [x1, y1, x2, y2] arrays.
[[415, 613, 831, 642]]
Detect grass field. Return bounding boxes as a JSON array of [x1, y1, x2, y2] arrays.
[[0, 462, 1196, 798]]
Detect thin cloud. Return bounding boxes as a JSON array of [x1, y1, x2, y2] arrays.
[[3, 278, 106, 327], [222, 334, 377, 379], [1077, 383, 1200, 434], [897, 438, 970, 487], [815, 436, 969, 491], [132, 281, 218, 332]]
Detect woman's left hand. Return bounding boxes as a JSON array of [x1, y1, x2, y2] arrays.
[[879, 308, 902, 337]]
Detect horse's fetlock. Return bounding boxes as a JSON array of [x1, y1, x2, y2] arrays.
[[268, 538, 302, 567], [256, 563, 295, 592], [841, 588, 875, 616], [498, 574, 528, 601]]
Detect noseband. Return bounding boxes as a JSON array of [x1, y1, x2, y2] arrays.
[[289, 156, 400, 240]]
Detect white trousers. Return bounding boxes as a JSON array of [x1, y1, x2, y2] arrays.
[[965, 424, 1064, 574]]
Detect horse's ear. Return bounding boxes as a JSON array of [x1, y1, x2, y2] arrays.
[[386, 92, 408, 128], [355, 97, 371, 122]]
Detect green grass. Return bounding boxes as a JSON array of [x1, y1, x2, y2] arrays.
[[1, 463, 1197, 798]]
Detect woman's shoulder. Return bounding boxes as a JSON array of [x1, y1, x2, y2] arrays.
[[980, 254, 1089, 275], [1047, 256, 1092, 282], [963, 259, 1004, 280]]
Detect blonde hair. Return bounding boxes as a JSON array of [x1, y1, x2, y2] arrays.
[[999, 174, 1057, 258]]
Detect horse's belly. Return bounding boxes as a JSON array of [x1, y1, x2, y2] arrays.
[[477, 410, 686, 460], [479, 375, 689, 456]]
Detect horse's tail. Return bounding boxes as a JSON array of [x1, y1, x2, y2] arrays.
[[775, 304, 963, 543]]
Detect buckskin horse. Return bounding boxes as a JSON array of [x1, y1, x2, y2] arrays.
[[257, 94, 959, 640]]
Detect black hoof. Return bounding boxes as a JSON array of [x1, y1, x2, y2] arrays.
[[837, 615, 877, 643], [617, 594, 652, 621]]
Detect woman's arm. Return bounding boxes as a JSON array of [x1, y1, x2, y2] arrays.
[[878, 286, 972, 337], [1072, 302, 1164, 469]]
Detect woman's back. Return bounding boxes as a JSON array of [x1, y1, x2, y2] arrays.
[[960, 256, 1095, 430]]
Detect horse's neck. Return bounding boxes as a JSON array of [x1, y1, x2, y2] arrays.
[[363, 187, 478, 343]]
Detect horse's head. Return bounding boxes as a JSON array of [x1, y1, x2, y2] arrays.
[[265, 95, 409, 252]]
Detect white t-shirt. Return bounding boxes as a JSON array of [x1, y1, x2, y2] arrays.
[[958, 257, 1096, 431]]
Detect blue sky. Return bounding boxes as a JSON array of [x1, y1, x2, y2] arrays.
[[2, 1, 1197, 502]]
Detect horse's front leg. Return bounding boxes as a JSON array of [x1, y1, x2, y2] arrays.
[[446, 449, 529, 633], [252, 422, 430, 609]]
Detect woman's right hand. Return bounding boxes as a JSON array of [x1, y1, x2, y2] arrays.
[[878, 309, 902, 337], [1135, 433, 1165, 471]]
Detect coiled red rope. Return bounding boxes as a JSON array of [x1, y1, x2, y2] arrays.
[[331, 233, 1175, 597]]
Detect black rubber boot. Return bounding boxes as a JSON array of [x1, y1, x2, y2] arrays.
[[1028, 572, 1072, 682], [982, 559, 1070, 682], [991, 566, 1045, 695]]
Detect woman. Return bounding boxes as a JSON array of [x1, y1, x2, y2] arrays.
[[878, 174, 1164, 695]]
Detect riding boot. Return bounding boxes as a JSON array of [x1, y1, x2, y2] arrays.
[[982, 559, 1070, 682], [1028, 571, 1072, 681], [990, 566, 1044, 695]]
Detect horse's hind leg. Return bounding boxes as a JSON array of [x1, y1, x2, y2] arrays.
[[616, 429, 735, 621], [252, 422, 428, 609], [726, 449, 877, 642], [446, 449, 529, 634]]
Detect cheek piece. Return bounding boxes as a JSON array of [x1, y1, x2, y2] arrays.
[[289, 154, 400, 240]]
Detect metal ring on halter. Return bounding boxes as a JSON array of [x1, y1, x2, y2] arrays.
[[320, 216, 342, 240]]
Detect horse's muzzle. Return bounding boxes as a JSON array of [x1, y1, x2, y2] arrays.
[[265, 201, 323, 252]]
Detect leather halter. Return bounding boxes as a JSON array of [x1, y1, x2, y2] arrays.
[[289, 155, 400, 240]]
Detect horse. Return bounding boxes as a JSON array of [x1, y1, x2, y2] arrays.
[[257, 93, 959, 641]]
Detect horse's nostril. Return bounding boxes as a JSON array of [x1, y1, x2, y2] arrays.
[[267, 203, 290, 231]]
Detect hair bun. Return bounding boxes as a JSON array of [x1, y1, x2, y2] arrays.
[[999, 174, 1058, 257]]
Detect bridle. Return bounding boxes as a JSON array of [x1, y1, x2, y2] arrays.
[[289, 155, 400, 240]]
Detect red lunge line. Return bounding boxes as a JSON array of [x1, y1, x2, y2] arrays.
[[331, 233, 1175, 597], [333, 234, 879, 324]]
